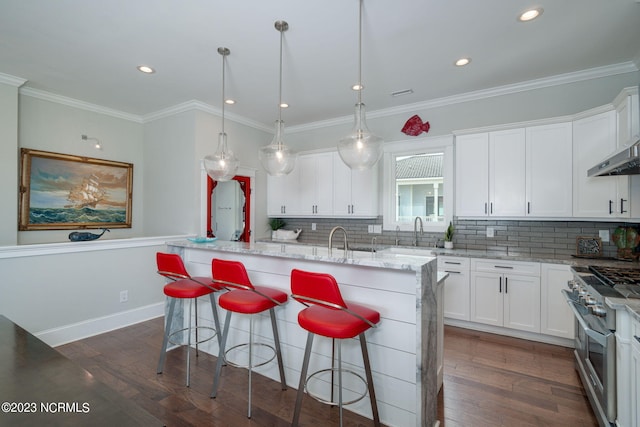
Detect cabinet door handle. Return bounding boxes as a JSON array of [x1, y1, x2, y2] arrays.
[[490, 202, 493, 214], [609, 200, 613, 215], [505, 277, 508, 293], [499, 277, 502, 293], [485, 203, 488, 214], [621, 198, 627, 214], [527, 202, 530, 214]]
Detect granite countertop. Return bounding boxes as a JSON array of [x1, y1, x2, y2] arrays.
[[169, 239, 437, 273]]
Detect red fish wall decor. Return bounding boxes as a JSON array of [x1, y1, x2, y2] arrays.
[[401, 114, 430, 136]]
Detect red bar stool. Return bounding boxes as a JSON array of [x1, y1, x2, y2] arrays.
[[290, 268, 381, 427], [156, 252, 224, 387], [210, 258, 287, 418]]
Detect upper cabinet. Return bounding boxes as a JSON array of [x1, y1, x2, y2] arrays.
[[572, 110, 630, 218], [332, 152, 379, 217], [455, 122, 572, 218], [267, 151, 379, 218], [526, 122, 573, 217]]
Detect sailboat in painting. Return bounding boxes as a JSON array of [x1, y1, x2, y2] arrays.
[[64, 174, 106, 209]]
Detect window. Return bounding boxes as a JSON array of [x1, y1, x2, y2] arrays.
[[382, 135, 453, 232]]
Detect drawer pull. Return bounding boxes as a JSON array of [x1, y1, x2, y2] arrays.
[[494, 265, 513, 269], [444, 270, 461, 274], [444, 261, 461, 265]]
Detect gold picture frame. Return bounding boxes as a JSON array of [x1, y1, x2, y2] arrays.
[[19, 148, 133, 230]]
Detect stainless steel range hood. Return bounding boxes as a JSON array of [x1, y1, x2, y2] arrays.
[[588, 138, 640, 177]]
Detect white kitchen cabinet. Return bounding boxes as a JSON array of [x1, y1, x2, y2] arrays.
[[437, 256, 470, 321], [631, 317, 640, 427], [540, 263, 574, 339], [616, 309, 635, 427], [455, 133, 489, 216], [573, 110, 630, 218], [266, 167, 299, 216], [526, 123, 573, 217], [333, 152, 379, 217], [489, 128, 526, 216], [614, 87, 639, 147], [297, 152, 334, 216], [470, 259, 541, 333]]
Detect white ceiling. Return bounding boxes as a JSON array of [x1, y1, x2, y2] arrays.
[[1, 0, 639, 128]]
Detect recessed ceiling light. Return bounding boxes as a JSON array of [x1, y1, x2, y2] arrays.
[[137, 65, 155, 74], [225, 99, 235, 105], [518, 7, 543, 22], [455, 58, 471, 67]]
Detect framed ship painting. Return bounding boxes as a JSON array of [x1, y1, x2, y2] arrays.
[[19, 149, 133, 230]]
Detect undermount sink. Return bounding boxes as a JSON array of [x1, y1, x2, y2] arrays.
[[378, 247, 435, 258]]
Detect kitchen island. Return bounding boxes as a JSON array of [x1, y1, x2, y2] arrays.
[[165, 240, 443, 427]]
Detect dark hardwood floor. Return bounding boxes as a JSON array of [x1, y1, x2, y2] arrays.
[[57, 318, 598, 426]]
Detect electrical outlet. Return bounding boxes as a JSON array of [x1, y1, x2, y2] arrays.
[[368, 225, 374, 233], [486, 227, 495, 238], [373, 225, 382, 234], [119, 290, 128, 303], [599, 230, 610, 243], [311, 223, 316, 231]]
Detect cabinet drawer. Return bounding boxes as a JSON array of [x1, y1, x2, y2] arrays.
[[472, 258, 540, 276], [437, 256, 469, 272]]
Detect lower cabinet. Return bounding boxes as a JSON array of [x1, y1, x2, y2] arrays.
[[540, 263, 574, 339], [470, 259, 541, 333], [631, 317, 640, 427], [438, 256, 470, 321]]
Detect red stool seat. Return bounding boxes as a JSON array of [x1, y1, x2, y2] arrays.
[[164, 277, 223, 299], [297, 302, 380, 339], [218, 286, 287, 314], [210, 258, 287, 419], [156, 252, 223, 387]]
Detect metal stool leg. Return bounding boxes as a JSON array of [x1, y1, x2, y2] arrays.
[[359, 333, 380, 427], [186, 298, 192, 387], [269, 308, 287, 390], [247, 315, 253, 418], [157, 297, 176, 374], [211, 310, 232, 398], [209, 293, 223, 351], [292, 332, 314, 427], [337, 339, 343, 427]]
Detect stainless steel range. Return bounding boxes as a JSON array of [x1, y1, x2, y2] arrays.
[[564, 265, 640, 427]]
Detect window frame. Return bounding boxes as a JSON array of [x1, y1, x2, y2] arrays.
[[382, 135, 454, 233]]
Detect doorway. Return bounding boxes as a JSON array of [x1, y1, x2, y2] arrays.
[[207, 175, 251, 242]]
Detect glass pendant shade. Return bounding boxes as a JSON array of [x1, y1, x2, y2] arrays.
[[259, 120, 296, 176], [204, 132, 239, 182], [338, 102, 383, 170]]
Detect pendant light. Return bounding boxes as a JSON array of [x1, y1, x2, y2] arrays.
[[337, 0, 384, 170], [259, 21, 297, 176], [204, 47, 239, 182]]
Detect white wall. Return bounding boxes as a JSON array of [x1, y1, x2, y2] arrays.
[[17, 95, 145, 244], [0, 82, 19, 246]]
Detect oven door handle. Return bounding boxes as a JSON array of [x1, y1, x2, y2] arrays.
[[561, 290, 611, 347]]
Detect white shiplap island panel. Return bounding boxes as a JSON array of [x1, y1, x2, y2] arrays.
[[165, 240, 442, 427]]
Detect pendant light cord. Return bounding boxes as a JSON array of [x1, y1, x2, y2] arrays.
[[358, 0, 363, 105], [221, 51, 226, 134], [278, 26, 283, 124]]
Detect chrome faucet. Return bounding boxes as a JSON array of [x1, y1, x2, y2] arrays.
[[395, 225, 400, 246], [413, 216, 424, 246], [371, 236, 377, 254], [328, 226, 348, 257]]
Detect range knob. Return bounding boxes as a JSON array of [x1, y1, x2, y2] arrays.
[[583, 296, 597, 305], [567, 280, 578, 290], [588, 305, 607, 318]]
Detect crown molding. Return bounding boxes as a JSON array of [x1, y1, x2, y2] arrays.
[[142, 100, 273, 132], [288, 61, 639, 134], [20, 87, 143, 123], [0, 72, 27, 87]]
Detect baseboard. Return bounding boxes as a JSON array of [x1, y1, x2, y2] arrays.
[[36, 302, 164, 347], [444, 318, 574, 348]]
